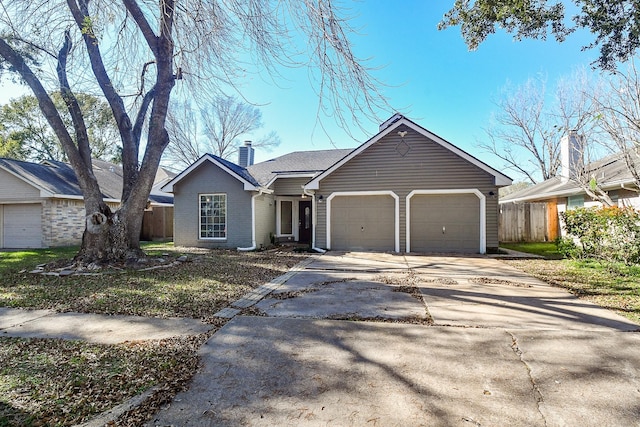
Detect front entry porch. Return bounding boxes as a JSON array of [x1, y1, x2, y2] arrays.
[[275, 197, 312, 244]]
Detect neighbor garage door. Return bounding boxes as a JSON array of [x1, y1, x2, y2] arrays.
[[2, 204, 42, 248], [330, 195, 395, 251], [409, 193, 480, 253]]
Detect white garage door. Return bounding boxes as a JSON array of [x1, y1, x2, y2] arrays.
[[409, 194, 480, 253], [3, 204, 43, 248], [330, 195, 395, 251]]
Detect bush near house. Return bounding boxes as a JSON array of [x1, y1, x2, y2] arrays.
[[558, 206, 640, 265]]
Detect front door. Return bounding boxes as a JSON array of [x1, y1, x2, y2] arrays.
[[298, 200, 312, 244]]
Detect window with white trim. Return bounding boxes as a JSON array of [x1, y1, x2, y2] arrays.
[[200, 194, 226, 239], [280, 200, 293, 235]]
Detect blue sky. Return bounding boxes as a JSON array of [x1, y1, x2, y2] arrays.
[[0, 2, 600, 181], [227, 2, 600, 179]]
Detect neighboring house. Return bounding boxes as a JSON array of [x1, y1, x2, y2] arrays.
[[163, 114, 512, 254], [500, 133, 640, 240], [0, 158, 174, 248]]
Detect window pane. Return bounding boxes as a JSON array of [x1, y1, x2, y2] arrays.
[[567, 195, 584, 210], [281, 201, 292, 234], [200, 194, 227, 239]]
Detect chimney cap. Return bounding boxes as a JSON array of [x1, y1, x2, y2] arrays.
[[244, 140, 252, 146]]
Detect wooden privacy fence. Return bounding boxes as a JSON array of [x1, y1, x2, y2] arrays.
[[499, 202, 559, 243], [141, 206, 173, 241]]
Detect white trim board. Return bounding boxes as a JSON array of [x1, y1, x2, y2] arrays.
[[405, 189, 486, 254], [325, 191, 400, 253]]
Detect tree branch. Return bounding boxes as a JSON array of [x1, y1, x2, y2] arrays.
[[56, 29, 92, 169]]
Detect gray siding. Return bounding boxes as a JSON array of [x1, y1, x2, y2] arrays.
[[254, 193, 276, 248], [0, 170, 41, 200], [315, 127, 499, 251], [173, 162, 252, 248], [273, 178, 309, 196]]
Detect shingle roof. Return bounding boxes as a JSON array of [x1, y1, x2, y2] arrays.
[[0, 157, 82, 196], [500, 151, 640, 203], [213, 155, 261, 187], [247, 149, 353, 186], [0, 157, 174, 204]]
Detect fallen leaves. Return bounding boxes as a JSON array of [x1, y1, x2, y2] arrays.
[[0, 245, 309, 426], [0, 331, 216, 426]]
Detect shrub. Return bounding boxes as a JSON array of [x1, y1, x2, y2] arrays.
[[560, 206, 640, 265]]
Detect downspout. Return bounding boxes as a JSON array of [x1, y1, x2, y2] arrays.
[[237, 192, 259, 251], [303, 187, 326, 253]]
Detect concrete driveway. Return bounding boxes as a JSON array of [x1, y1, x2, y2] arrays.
[[149, 252, 640, 427]]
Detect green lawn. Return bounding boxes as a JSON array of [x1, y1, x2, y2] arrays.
[[500, 241, 564, 259], [0, 246, 80, 274]]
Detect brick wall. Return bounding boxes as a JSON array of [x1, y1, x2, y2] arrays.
[[42, 199, 120, 247]]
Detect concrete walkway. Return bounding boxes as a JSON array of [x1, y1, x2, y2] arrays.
[[149, 252, 640, 427], [0, 307, 212, 344]]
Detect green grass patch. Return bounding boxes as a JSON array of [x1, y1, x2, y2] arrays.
[[0, 247, 79, 275], [500, 242, 564, 259], [505, 258, 640, 324]]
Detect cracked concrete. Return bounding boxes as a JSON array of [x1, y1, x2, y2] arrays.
[[150, 252, 640, 426], [508, 331, 548, 426]]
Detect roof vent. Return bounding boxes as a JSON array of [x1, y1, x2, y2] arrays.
[[379, 113, 404, 132]]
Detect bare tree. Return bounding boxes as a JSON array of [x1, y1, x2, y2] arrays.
[[165, 96, 280, 169], [592, 58, 640, 195], [0, 1, 389, 264], [481, 70, 600, 184]]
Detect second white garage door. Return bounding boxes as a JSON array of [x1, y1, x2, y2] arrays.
[[330, 195, 395, 251], [2, 204, 43, 248], [409, 193, 480, 253]]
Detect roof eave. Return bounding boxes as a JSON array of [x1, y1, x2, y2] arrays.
[[161, 154, 259, 193], [499, 178, 638, 204], [266, 172, 318, 189]]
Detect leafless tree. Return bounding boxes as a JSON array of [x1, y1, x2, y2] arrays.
[[0, 0, 389, 264], [592, 58, 640, 195], [481, 70, 601, 185], [165, 96, 280, 169]]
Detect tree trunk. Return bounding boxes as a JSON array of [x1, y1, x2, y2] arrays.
[[75, 204, 145, 265]]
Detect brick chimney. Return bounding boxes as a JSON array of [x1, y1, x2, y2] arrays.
[[561, 131, 585, 183], [238, 140, 254, 167]]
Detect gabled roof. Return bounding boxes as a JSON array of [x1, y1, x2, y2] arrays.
[[162, 149, 354, 192], [247, 149, 353, 186], [161, 153, 261, 192], [0, 157, 85, 198], [500, 152, 640, 203], [305, 115, 512, 190], [0, 157, 174, 204]]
